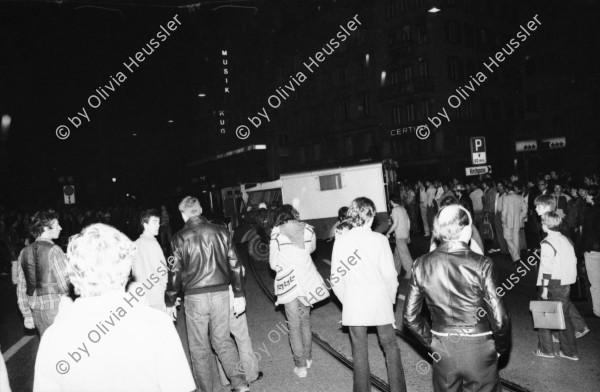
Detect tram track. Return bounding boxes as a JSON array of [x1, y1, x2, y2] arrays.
[[245, 248, 532, 392]]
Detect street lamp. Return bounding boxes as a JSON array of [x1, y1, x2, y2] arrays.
[[428, 7, 441, 13]]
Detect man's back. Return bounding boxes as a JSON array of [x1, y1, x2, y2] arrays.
[[34, 294, 195, 392], [167, 216, 243, 304]]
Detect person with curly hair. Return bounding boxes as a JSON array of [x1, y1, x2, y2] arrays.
[[33, 223, 195, 392], [331, 197, 406, 392]]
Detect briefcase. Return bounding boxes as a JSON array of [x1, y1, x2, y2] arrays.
[[529, 301, 566, 330]]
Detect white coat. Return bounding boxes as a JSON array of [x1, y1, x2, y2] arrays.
[[269, 222, 329, 306], [331, 226, 398, 326]]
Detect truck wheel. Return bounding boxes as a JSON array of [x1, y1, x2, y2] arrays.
[[248, 236, 269, 261]]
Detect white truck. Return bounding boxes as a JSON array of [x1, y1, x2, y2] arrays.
[[223, 162, 397, 259]]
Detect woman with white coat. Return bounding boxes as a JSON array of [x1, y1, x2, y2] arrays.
[[269, 205, 329, 378], [331, 197, 407, 392]]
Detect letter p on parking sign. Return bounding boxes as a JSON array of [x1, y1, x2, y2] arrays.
[[470, 137, 487, 165]]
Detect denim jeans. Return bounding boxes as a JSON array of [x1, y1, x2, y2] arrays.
[[349, 324, 406, 392], [393, 238, 413, 279], [494, 212, 509, 253], [537, 282, 578, 357], [185, 291, 247, 392], [431, 335, 500, 392], [284, 298, 312, 368], [32, 307, 59, 337], [216, 310, 260, 384]]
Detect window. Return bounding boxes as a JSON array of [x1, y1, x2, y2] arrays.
[[314, 144, 322, 161], [448, 57, 463, 81], [464, 23, 474, 47], [360, 133, 373, 154], [418, 61, 429, 79], [525, 58, 536, 77], [445, 21, 460, 44], [403, 65, 413, 82], [478, 29, 488, 46], [345, 136, 354, 156], [359, 94, 371, 116], [279, 133, 288, 148], [402, 26, 411, 42], [417, 24, 428, 44], [299, 146, 306, 164], [390, 70, 401, 86], [386, 1, 399, 19], [393, 106, 404, 124], [419, 100, 430, 120], [406, 103, 415, 122], [526, 94, 538, 113]]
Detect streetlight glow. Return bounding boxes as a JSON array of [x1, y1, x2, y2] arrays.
[[428, 7, 441, 13]]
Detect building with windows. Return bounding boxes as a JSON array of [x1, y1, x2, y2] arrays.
[[264, 0, 523, 179]]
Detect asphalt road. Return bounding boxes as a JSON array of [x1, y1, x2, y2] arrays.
[[2, 235, 599, 392]]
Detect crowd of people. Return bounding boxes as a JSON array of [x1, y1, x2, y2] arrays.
[[1, 169, 599, 392]]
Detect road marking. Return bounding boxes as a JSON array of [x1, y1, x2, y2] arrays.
[[2, 335, 34, 361], [322, 258, 331, 266], [397, 294, 405, 300]]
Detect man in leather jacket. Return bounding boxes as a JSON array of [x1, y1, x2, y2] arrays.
[[404, 205, 510, 392], [166, 196, 250, 392], [16, 209, 69, 337]]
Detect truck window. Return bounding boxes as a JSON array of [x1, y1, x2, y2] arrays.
[[319, 174, 342, 191]]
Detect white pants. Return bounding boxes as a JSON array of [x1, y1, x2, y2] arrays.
[[503, 226, 521, 262], [584, 251, 600, 317]]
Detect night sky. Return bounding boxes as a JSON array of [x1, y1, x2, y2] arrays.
[[1, 0, 260, 206]]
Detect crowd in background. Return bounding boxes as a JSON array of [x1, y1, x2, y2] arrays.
[[394, 172, 599, 257]]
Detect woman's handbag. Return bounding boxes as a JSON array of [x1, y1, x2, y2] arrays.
[[529, 300, 566, 330]]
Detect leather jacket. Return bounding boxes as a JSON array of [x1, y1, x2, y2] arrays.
[[21, 240, 64, 296], [166, 216, 244, 306], [403, 241, 511, 355]]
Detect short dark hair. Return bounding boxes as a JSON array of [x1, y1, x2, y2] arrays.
[[337, 206, 349, 221], [439, 195, 459, 207], [140, 209, 160, 227], [587, 185, 600, 203], [30, 209, 59, 238], [389, 194, 402, 205], [275, 204, 299, 226]]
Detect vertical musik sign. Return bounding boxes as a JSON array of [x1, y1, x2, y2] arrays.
[[219, 49, 229, 134]]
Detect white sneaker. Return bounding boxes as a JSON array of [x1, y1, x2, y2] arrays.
[[306, 359, 313, 369], [294, 366, 307, 378]]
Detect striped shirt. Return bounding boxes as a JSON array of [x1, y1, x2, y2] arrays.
[[16, 239, 69, 320]]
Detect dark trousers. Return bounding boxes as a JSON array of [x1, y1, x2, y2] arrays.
[[349, 325, 406, 392], [431, 335, 500, 392], [537, 282, 578, 357], [493, 212, 509, 253]]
